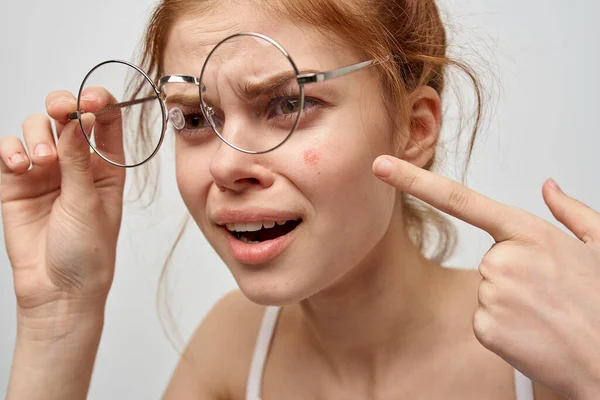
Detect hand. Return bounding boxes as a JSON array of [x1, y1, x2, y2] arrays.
[[373, 156, 600, 399], [0, 89, 126, 337]]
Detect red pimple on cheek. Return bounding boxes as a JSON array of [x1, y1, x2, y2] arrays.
[[303, 149, 320, 166]]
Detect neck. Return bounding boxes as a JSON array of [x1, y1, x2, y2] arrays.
[[295, 212, 447, 375]]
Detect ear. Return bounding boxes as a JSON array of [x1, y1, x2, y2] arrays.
[[402, 86, 442, 168]]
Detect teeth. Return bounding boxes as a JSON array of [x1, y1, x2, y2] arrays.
[[225, 220, 286, 232], [246, 222, 262, 232]]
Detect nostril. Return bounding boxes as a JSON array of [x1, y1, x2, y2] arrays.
[[216, 178, 261, 192], [237, 177, 260, 185], [210, 160, 275, 192]]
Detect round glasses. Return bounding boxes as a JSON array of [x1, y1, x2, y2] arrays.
[[69, 32, 386, 168]]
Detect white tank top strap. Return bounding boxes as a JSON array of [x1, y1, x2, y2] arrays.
[[245, 306, 534, 400], [514, 368, 534, 400], [245, 306, 281, 400]]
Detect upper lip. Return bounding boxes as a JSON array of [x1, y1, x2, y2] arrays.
[[211, 208, 303, 226]]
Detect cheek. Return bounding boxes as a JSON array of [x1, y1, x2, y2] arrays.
[[303, 149, 320, 166], [174, 145, 212, 215], [304, 124, 393, 218]]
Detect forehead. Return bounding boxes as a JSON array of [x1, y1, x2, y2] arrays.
[[162, 0, 359, 76]]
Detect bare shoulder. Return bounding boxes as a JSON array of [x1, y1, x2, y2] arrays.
[[163, 290, 267, 400]]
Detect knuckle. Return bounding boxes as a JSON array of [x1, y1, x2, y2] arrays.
[[472, 308, 497, 348], [478, 259, 495, 281], [61, 153, 91, 172], [481, 250, 508, 274], [401, 171, 419, 192], [505, 208, 541, 243], [56, 143, 91, 171], [477, 261, 490, 280], [477, 280, 499, 307], [482, 245, 504, 266], [446, 184, 470, 215]]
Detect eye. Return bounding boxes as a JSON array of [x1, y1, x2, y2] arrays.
[[267, 97, 319, 119], [171, 109, 214, 140], [275, 98, 300, 115], [184, 113, 207, 129]]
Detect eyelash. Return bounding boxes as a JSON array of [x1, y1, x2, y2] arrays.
[[173, 92, 322, 140]]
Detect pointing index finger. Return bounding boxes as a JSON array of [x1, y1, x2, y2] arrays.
[[373, 156, 529, 242]]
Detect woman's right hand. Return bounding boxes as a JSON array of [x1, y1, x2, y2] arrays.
[[1, 89, 126, 337]]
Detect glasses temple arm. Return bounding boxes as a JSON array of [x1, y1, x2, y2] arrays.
[[297, 60, 378, 85], [297, 56, 398, 85], [68, 96, 157, 120], [69, 74, 207, 121]]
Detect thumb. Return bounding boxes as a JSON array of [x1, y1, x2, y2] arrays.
[[542, 178, 600, 243], [56, 114, 97, 196]]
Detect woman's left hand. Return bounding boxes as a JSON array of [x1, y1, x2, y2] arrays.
[[373, 156, 600, 400]]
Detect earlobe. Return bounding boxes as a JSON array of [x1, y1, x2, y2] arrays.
[[402, 86, 442, 168]]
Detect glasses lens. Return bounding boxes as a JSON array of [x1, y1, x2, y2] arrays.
[[200, 34, 302, 153], [78, 61, 164, 167]]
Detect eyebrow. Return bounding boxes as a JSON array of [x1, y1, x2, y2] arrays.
[[164, 69, 324, 107], [237, 69, 320, 100]]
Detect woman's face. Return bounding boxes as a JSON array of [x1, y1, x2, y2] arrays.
[[163, 1, 402, 305]]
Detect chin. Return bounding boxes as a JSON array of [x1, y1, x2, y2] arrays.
[[232, 268, 320, 306]]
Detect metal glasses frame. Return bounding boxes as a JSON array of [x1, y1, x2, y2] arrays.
[[69, 32, 388, 168]]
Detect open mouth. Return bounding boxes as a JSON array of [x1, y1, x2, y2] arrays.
[[225, 219, 302, 244]]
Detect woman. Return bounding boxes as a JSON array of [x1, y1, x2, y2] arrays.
[[2, 0, 599, 399]]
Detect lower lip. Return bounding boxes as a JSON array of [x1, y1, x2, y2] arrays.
[[221, 224, 299, 265]]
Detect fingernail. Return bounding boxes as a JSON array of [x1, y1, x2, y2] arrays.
[[10, 153, 27, 164], [34, 143, 53, 157], [82, 92, 98, 102], [548, 178, 562, 192], [374, 158, 393, 178]]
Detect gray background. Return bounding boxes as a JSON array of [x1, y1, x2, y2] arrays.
[[1, 0, 598, 398]]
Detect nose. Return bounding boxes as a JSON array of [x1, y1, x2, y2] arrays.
[[209, 132, 275, 193], [207, 60, 276, 192]]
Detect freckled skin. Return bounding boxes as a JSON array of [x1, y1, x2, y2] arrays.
[[303, 149, 320, 166]]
